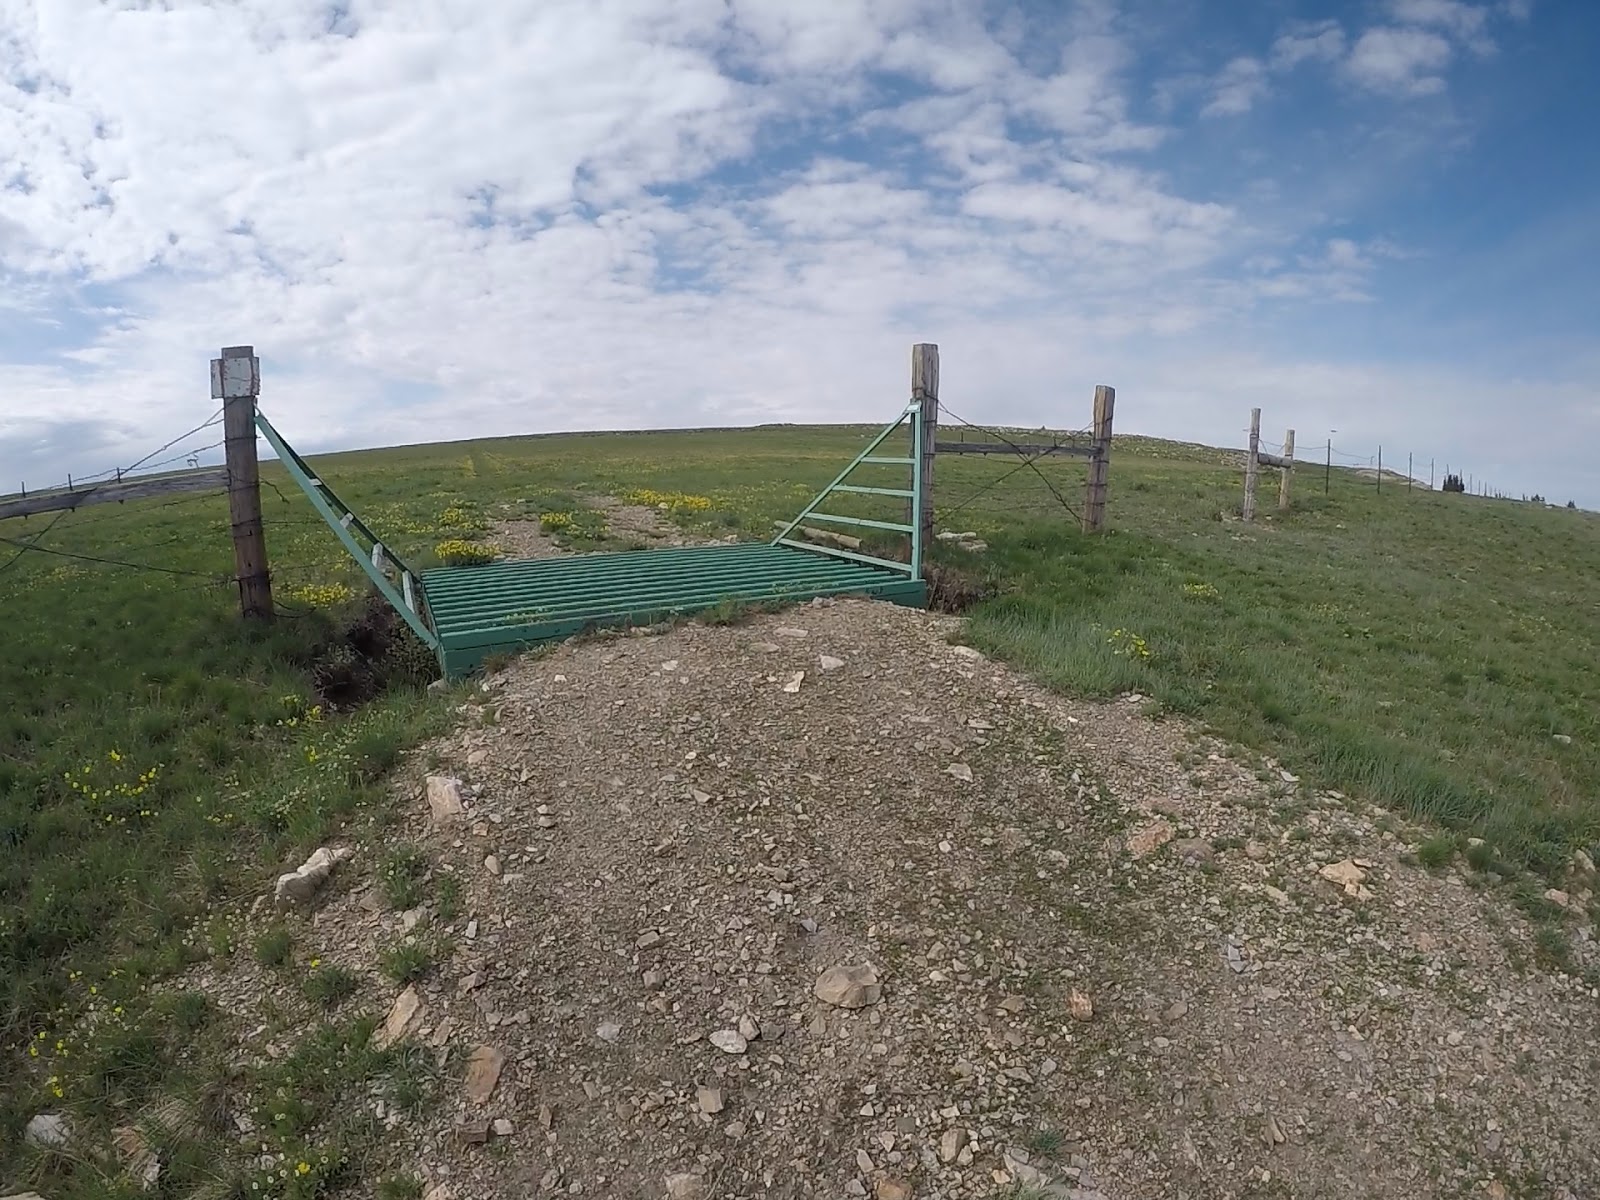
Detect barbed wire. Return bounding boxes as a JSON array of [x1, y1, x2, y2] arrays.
[[937, 404, 1086, 525]]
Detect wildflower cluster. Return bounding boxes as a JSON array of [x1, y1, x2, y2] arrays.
[[438, 505, 489, 531], [434, 539, 499, 566], [620, 488, 713, 515], [246, 1149, 342, 1198], [1107, 628, 1152, 661], [275, 694, 325, 730], [1182, 581, 1219, 600], [64, 751, 163, 825], [539, 510, 575, 532], [286, 581, 355, 608]]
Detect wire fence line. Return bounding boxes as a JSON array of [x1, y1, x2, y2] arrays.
[[934, 405, 1090, 525]]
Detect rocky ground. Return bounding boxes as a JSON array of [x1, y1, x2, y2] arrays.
[[193, 594, 1597, 1200]]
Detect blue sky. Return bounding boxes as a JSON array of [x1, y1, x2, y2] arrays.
[[1, 0, 1596, 504]]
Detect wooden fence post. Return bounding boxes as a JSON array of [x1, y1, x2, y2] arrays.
[[1278, 428, 1295, 511], [912, 343, 939, 557], [214, 345, 273, 621], [1082, 384, 1115, 532], [1242, 407, 1261, 522]]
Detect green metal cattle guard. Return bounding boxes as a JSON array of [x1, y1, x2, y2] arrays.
[[257, 401, 928, 679]]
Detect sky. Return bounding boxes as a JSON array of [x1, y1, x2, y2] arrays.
[[1, 0, 1596, 505]]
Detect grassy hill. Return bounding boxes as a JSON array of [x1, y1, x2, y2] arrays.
[[2, 420, 1596, 1193]]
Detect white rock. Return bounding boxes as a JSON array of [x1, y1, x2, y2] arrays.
[[697, 1086, 725, 1114], [775, 627, 809, 638], [738, 1013, 761, 1041], [377, 986, 424, 1048], [814, 962, 883, 1009], [781, 671, 806, 694], [945, 763, 973, 782], [664, 1172, 705, 1199], [484, 854, 502, 876], [939, 1127, 968, 1163], [819, 655, 845, 671], [709, 1029, 748, 1055], [25, 1112, 69, 1147], [597, 1021, 622, 1043], [272, 846, 352, 909], [950, 645, 982, 660], [425, 775, 467, 823]]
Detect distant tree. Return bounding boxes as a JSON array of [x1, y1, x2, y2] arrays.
[[1442, 473, 1466, 493], [1529, 493, 1544, 504], [1568, 500, 1579, 510]]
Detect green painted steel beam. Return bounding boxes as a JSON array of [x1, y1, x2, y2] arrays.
[[804, 512, 915, 533], [775, 538, 912, 574], [832, 484, 914, 498], [255, 413, 439, 650]]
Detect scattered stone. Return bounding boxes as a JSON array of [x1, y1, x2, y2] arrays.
[[1069, 988, 1094, 1022], [1002, 1146, 1050, 1188], [463, 1045, 506, 1104], [1318, 859, 1373, 900], [538, 1104, 554, 1130], [856, 1148, 876, 1174], [1173, 837, 1215, 865], [597, 1020, 622, 1043], [1544, 888, 1570, 908], [377, 985, 424, 1048], [25, 1112, 69, 1147], [814, 962, 883, 1009], [1244, 840, 1269, 860], [737, 1012, 761, 1041], [1262, 884, 1291, 905], [820, 655, 846, 670], [423, 1185, 453, 1200], [950, 645, 983, 660], [697, 1086, 725, 1114], [273, 846, 352, 908], [112, 1124, 160, 1190], [877, 1178, 913, 1200], [1163, 999, 1188, 1022], [775, 627, 809, 638], [664, 1171, 705, 1199], [484, 854, 502, 876], [1575, 849, 1596, 876], [709, 1029, 749, 1055], [782, 671, 806, 693], [454, 1117, 491, 1145], [643, 969, 666, 990], [945, 763, 973, 782], [1127, 820, 1175, 858], [939, 1127, 969, 1163], [425, 775, 467, 823], [637, 929, 662, 949], [492, 1117, 514, 1137], [751, 642, 781, 653], [1552, 734, 1572, 744]]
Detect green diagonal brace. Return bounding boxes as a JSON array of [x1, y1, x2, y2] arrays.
[[772, 403, 920, 577], [255, 412, 440, 650]]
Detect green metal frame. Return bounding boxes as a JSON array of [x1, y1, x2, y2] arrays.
[[771, 401, 923, 577], [254, 411, 440, 650]]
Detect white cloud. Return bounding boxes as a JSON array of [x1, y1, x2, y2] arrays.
[[1270, 20, 1348, 70], [1343, 27, 1455, 94], [1201, 56, 1268, 117]]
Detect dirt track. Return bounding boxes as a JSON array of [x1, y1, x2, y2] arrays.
[[326, 597, 1598, 1200]]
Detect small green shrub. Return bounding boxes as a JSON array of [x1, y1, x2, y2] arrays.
[[255, 925, 294, 967]]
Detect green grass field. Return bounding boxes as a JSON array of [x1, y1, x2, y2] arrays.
[[2, 418, 1596, 1194]]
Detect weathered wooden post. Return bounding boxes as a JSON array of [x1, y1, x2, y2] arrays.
[[1278, 429, 1295, 511], [214, 345, 273, 621], [1242, 407, 1261, 522], [912, 343, 939, 559], [1082, 385, 1115, 532]]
